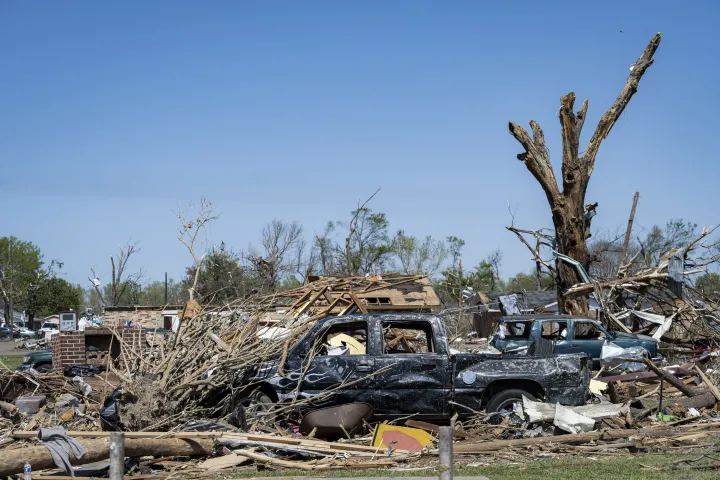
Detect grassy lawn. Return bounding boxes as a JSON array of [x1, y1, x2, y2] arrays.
[[0, 355, 23, 370], [225, 451, 719, 479]]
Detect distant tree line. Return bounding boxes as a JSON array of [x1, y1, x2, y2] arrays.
[[4, 208, 719, 318]]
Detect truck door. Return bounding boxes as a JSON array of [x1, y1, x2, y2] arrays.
[[538, 319, 570, 354], [373, 320, 449, 419], [291, 319, 375, 408], [567, 320, 606, 360]]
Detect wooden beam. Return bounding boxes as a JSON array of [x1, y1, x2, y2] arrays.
[[695, 365, 720, 403], [348, 291, 368, 314], [293, 286, 328, 318]]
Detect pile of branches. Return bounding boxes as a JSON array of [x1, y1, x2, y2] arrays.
[[107, 296, 316, 428]]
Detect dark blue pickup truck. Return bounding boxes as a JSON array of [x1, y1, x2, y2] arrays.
[[490, 314, 660, 367], [232, 313, 591, 424]]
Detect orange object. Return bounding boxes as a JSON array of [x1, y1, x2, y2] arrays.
[[371, 424, 435, 452]]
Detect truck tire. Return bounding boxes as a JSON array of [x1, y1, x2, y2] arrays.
[[486, 389, 536, 413], [35, 363, 52, 373], [240, 389, 274, 427]]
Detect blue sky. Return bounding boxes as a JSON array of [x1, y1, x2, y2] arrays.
[[1, 1, 718, 287]]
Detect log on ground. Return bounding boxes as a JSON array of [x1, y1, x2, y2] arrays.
[[0, 437, 213, 478]]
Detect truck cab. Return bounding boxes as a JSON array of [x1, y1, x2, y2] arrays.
[[490, 314, 660, 367]]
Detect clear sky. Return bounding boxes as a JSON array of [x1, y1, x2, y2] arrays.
[[1, 1, 718, 288]]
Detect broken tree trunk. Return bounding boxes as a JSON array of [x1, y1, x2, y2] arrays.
[[0, 437, 213, 478], [508, 33, 661, 314]]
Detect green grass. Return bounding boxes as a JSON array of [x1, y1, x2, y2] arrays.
[[0, 355, 23, 370], [224, 451, 720, 479]]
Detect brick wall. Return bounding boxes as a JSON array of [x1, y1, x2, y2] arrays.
[[51, 327, 145, 372], [51, 331, 86, 371]]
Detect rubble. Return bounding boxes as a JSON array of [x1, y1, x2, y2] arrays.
[[3, 273, 720, 478]]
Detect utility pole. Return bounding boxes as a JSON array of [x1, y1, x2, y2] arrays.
[[164, 272, 168, 304], [7, 238, 13, 329], [457, 259, 463, 329], [619, 192, 640, 276]]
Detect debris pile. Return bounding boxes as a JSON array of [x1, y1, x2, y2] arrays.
[[2, 271, 720, 477]]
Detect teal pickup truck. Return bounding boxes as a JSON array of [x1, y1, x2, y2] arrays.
[[16, 350, 53, 373], [489, 315, 660, 367]]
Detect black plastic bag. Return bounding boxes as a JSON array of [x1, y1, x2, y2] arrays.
[[99, 386, 123, 431]]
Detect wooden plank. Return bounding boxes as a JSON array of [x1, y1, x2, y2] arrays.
[[405, 419, 466, 439], [287, 290, 312, 311], [695, 365, 720, 402], [294, 287, 328, 317], [348, 291, 368, 314]]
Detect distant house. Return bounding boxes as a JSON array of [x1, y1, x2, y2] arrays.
[[103, 305, 183, 331]]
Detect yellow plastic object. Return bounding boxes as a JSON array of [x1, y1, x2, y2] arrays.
[[371, 424, 435, 452], [589, 379, 607, 395], [327, 333, 366, 355]]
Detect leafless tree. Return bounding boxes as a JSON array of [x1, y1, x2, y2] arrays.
[[249, 219, 306, 289], [89, 241, 143, 307], [508, 34, 661, 314], [176, 197, 219, 301]]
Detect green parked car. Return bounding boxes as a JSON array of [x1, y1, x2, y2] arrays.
[[16, 350, 53, 373], [490, 315, 661, 368]]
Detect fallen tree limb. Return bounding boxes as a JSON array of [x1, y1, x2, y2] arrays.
[[0, 437, 213, 478], [643, 358, 702, 398], [695, 365, 720, 403]]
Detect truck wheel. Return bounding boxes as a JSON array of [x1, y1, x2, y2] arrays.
[[35, 363, 52, 373], [486, 389, 536, 413], [240, 389, 274, 427]]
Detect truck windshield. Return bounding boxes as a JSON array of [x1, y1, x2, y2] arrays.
[[42, 323, 57, 329]]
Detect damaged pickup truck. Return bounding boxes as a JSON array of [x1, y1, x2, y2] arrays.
[[237, 314, 590, 422]]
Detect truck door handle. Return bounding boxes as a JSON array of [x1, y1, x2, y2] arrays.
[[421, 364, 436, 370], [356, 364, 372, 372]]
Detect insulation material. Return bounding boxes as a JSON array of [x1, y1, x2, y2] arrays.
[[553, 404, 596, 434], [327, 333, 366, 355]]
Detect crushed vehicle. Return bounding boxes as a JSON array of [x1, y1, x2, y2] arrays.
[[232, 313, 591, 423], [490, 314, 660, 367]]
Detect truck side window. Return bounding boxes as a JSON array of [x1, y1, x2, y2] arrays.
[[503, 321, 531, 339], [382, 323, 433, 354], [541, 321, 567, 340], [574, 322, 605, 340], [317, 322, 367, 356]]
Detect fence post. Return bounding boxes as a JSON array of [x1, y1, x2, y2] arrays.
[[109, 432, 125, 480], [439, 425, 453, 480]]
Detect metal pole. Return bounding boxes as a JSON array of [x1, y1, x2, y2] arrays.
[[439, 425, 453, 480], [109, 432, 125, 480]]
